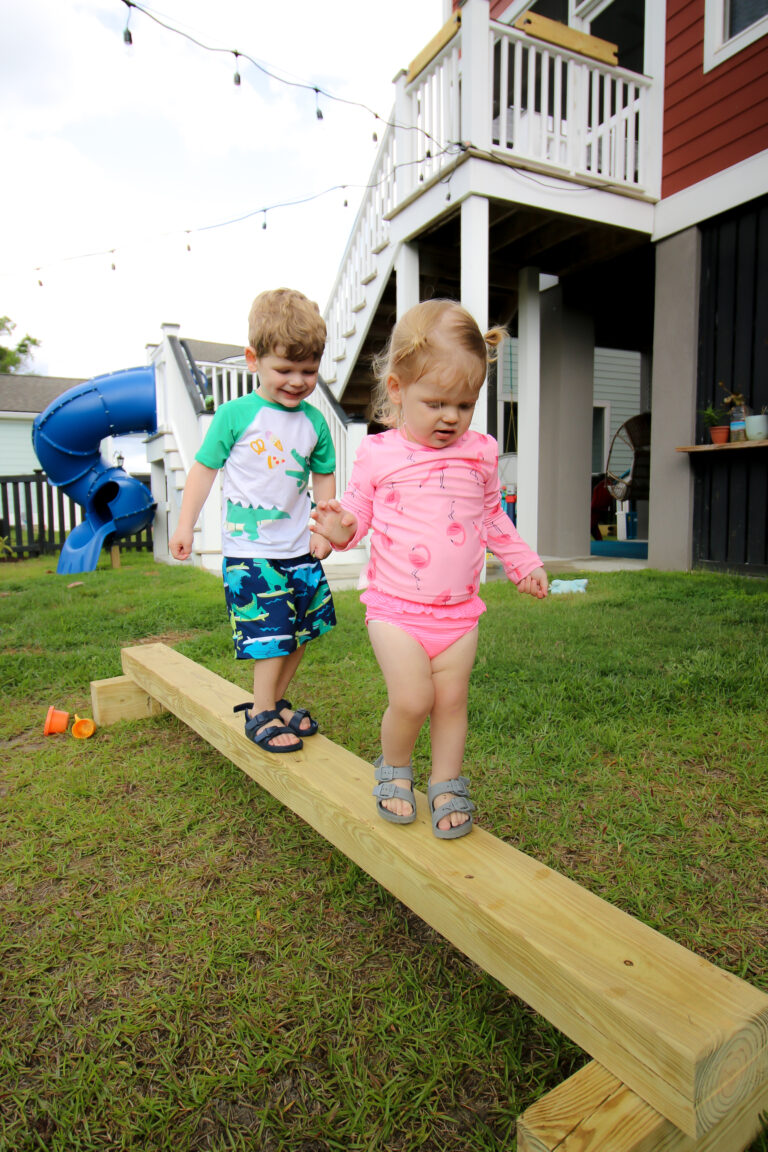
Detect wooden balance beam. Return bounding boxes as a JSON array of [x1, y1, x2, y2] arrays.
[[93, 644, 768, 1148]]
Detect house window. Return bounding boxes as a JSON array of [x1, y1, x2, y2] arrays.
[[704, 0, 768, 71]]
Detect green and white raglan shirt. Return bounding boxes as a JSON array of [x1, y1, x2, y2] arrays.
[[195, 392, 335, 559]]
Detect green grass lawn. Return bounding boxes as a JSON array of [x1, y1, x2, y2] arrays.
[[1, 552, 766, 1151]]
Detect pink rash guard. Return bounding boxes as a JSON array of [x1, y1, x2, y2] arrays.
[[337, 428, 542, 606]]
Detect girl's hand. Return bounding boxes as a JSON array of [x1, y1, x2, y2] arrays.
[[517, 567, 548, 598], [310, 500, 358, 548]]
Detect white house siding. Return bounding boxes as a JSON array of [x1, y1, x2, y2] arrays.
[[499, 339, 642, 477], [0, 415, 39, 474]]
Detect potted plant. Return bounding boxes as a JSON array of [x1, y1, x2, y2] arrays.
[[699, 404, 730, 444], [718, 382, 749, 441]]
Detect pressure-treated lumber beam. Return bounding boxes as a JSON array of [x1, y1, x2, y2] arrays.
[[118, 644, 768, 1140], [90, 673, 167, 726], [513, 12, 618, 66], [517, 1060, 768, 1152]]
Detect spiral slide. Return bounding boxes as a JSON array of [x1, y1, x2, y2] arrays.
[[32, 367, 158, 574]]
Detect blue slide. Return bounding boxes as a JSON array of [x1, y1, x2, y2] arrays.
[[32, 367, 158, 574]]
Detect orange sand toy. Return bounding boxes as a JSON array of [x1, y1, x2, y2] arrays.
[[72, 715, 96, 739], [44, 706, 70, 734]]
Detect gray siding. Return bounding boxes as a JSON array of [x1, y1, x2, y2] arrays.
[[499, 339, 642, 475]]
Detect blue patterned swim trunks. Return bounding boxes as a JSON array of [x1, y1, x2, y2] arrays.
[[222, 553, 336, 660]]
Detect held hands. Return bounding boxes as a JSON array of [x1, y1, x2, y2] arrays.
[[310, 499, 358, 549], [309, 531, 332, 561], [517, 566, 549, 599]]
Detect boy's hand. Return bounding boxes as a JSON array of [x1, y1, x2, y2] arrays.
[[309, 531, 332, 561], [310, 499, 358, 548], [517, 566, 548, 598], [169, 528, 193, 561]]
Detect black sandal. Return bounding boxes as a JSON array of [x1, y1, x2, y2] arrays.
[[233, 703, 303, 753], [275, 697, 319, 737]]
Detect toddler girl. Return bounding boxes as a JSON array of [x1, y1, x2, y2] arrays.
[[311, 300, 547, 838]]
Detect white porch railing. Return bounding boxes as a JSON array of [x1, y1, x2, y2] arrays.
[[321, 8, 654, 401], [490, 23, 651, 188], [202, 362, 365, 498], [319, 120, 397, 397]]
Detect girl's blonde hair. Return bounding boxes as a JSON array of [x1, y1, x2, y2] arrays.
[[370, 299, 506, 427]]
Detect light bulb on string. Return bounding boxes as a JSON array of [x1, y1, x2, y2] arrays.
[[262, 212, 267, 230], [123, 6, 133, 46], [110, 251, 117, 271], [314, 89, 323, 120], [36, 270, 43, 288], [233, 52, 241, 86]]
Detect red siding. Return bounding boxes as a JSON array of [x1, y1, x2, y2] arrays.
[[664, 0, 768, 197]]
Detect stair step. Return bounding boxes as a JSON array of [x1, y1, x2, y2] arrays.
[[360, 268, 377, 285]]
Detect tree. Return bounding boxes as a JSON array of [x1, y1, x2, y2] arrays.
[[0, 316, 40, 374]]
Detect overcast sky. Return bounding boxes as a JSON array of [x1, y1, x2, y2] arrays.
[[1, 0, 444, 380]]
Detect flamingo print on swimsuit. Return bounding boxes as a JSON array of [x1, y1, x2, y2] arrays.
[[446, 501, 466, 547], [419, 461, 447, 489], [409, 543, 431, 591]]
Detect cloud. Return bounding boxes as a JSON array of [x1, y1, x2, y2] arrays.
[[1, 0, 444, 377]]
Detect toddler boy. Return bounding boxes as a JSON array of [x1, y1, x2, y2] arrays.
[[170, 288, 336, 752]]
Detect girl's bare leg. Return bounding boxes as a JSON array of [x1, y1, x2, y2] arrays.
[[367, 622, 434, 818], [428, 627, 478, 831]]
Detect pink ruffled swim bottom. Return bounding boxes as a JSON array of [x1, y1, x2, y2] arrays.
[[361, 588, 486, 660]]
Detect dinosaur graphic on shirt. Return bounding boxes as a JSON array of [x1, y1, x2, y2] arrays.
[[225, 500, 289, 542], [285, 449, 311, 492]]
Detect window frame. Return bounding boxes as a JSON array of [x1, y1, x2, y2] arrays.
[[703, 0, 768, 72]]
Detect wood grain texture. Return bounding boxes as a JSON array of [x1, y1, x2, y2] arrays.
[[407, 11, 461, 85], [517, 1059, 768, 1152], [90, 673, 167, 726], [513, 13, 618, 66], [118, 643, 768, 1139]]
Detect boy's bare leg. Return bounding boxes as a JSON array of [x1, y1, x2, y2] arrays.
[[367, 623, 434, 819], [250, 655, 302, 749], [428, 628, 478, 832], [274, 645, 317, 733]]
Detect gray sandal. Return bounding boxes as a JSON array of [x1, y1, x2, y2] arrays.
[[427, 776, 475, 839], [373, 755, 416, 824]]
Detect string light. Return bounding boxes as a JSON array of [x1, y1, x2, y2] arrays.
[[12, 146, 463, 283], [116, 0, 445, 152], [7, 1, 473, 283]]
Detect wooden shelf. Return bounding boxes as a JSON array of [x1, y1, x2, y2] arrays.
[[676, 439, 768, 453]]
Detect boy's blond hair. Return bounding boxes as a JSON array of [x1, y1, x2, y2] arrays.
[[370, 299, 506, 427], [248, 288, 327, 362]]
